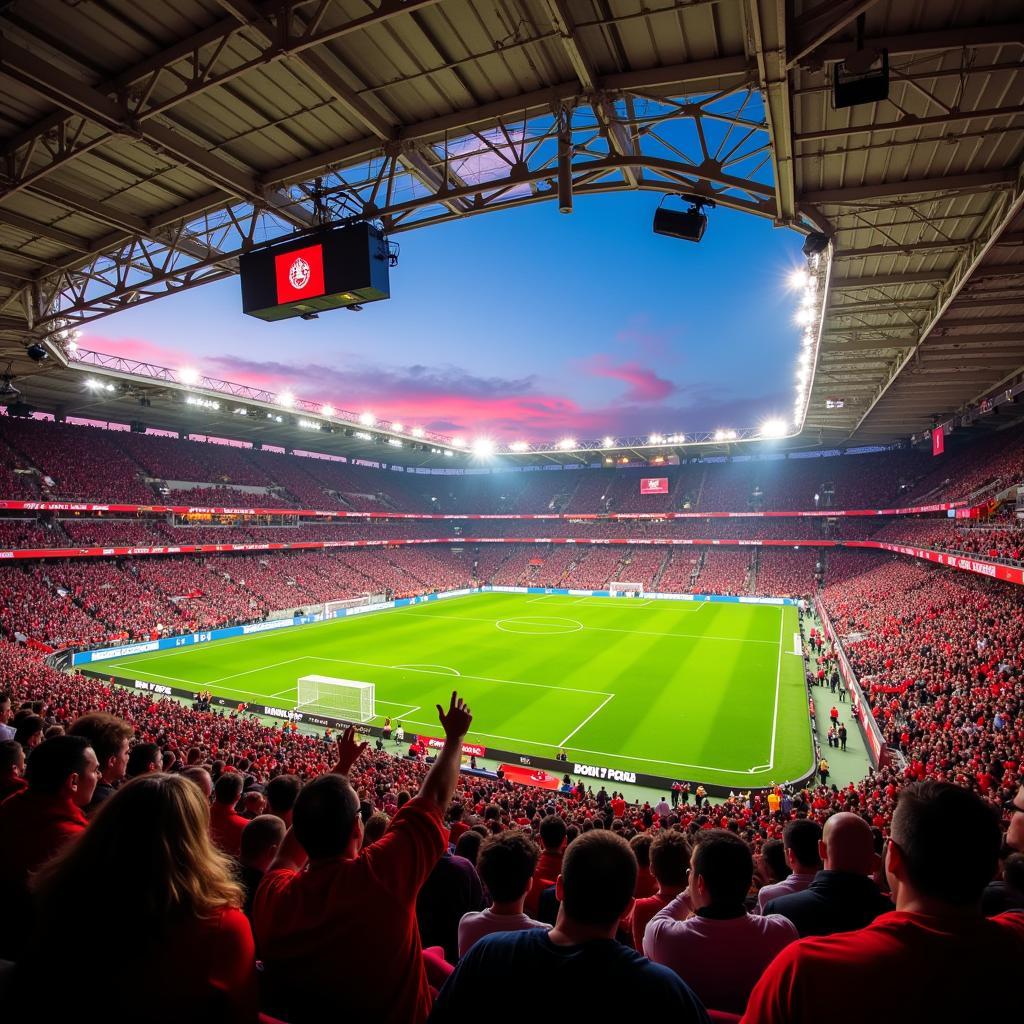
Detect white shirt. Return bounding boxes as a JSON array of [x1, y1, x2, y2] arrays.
[[458, 908, 550, 957], [655, 800, 671, 818]]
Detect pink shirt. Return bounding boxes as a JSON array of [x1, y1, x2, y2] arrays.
[[644, 894, 798, 1015], [756, 872, 817, 913], [457, 908, 550, 957]]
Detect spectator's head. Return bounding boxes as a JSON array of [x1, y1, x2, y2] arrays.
[[0, 739, 24, 781], [760, 839, 789, 884], [293, 774, 361, 860], [649, 829, 691, 890], [820, 812, 878, 875], [1007, 784, 1024, 853], [783, 818, 824, 874], [477, 831, 540, 906], [68, 713, 133, 784], [886, 781, 1000, 909], [126, 742, 162, 778], [362, 812, 390, 848], [0, 692, 11, 724], [630, 833, 653, 871], [265, 773, 301, 824], [689, 829, 754, 911], [539, 814, 567, 852], [554, 831, 637, 932], [13, 714, 44, 751], [240, 814, 286, 871], [213, 771, 244, 807], [29, 774, 242, 970], [25, 735, 99, 807], [181, 766, 213, 800], [454, 828, 484, 865], [241, 789, 267, 818], [1002, 852, 1024, 896]]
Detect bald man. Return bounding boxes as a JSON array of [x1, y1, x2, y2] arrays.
[[762, 812, 893, 937]]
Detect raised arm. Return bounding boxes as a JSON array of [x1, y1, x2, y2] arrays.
[[417, 691, 473, 811]]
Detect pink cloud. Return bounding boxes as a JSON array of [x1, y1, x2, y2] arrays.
[[582, 354, 677, 402]]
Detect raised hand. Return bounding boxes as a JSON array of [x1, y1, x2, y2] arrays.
[[332, 725, 369, 775], [436, 691, 472, 741]]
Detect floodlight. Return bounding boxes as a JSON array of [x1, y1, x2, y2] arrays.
[[321, 404, 335, 417], [509, 441, 529, 452], [411, 427, 424, 437], [359, 412, 375, 425], [279, 391, 296, 407], [392, 422, 403, 433], [472, 438, 495, 457], [794, 308, 813, 327], [602, 436, 615, 448], [84, 378, 101, 391], [760, 418, 788, 438], [648, 433, 664, 444], [179, 367, 200, 385], [557, 438, 577, 450], [451, 436, 466, 448], [788, 268, 809, 290]]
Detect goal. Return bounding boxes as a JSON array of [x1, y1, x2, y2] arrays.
[[610, 581, 644, 597], [296, 675, 375, 722], [323, 593, 387, 618]]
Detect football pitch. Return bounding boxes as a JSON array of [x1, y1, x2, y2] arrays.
[[98, 592, 813, 789]]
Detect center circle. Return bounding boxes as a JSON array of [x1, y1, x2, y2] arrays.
[[495, 616, 584, 636]]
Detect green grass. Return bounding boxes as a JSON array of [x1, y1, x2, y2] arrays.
[[99, 592, 812, 788]]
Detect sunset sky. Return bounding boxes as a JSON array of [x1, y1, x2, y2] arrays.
[[80, 192, 806, 443]]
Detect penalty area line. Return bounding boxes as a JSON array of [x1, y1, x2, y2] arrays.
[[558, 693, 615, 747]]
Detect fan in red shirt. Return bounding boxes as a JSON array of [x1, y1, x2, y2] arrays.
[[9, 772, 257, 1023], [254, 693, 473, 1024], [0, 735, 98, 960], [743, 782, 1024, 1024], [525, 814, 566, 915], [210, 771, 248, 857]]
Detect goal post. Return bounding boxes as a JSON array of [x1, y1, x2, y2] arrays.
[[296, 675, 375, 722], [609, 581, 644, 598], [323, 593, 387, 618]]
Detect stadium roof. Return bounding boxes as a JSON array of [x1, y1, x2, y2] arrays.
[[0, 0, 1021, 465]]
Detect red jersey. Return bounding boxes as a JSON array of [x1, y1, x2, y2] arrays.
[[253, 795, 446, 1024], [209, 801, 248, 858], [742, 910, 1024, 1023]]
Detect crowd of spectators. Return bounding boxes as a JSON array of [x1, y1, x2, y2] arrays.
[[5, 415, 1024, 518], [753, 550, 821, 598], [693, 550, 753, 595]]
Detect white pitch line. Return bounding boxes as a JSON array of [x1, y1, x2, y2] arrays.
[[404, 609, 778, 645], [303, 656, 610, 697], [209, 657, 306, 684], [559, 693, 615, 747], [768, 606, 785, 770]]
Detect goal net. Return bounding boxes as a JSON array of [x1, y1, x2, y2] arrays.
[[610, 582, 644, 597], [323, 594, 387, 618], [296, 675, 375, 723]]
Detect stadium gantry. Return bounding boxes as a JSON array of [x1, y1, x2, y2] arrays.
[[0, 0, 1020, 460]]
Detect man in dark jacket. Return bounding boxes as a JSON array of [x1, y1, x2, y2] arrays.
[[764, 812, 892, 936]]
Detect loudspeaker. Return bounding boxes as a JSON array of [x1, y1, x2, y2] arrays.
[[653, 206, 707, 242], [833, 50, 889, 109]]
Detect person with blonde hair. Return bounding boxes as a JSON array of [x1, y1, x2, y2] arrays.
[[12, 773, 258, 1023]]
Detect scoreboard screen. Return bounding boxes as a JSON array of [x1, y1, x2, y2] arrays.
[[240, 222, 391, 322]]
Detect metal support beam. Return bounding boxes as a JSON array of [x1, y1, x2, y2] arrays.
[[746, 0, 796, 225], [795, 106, 1024, 144], [811, 23, 1024, 64], [803, 169, 1017, 205], [832, 272, 946, 289]]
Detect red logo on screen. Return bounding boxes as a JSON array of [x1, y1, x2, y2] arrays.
[[640, 477, 669, 494], [275, 244, 325, 304]]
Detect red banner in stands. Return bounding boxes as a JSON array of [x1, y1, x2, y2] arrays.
[[640, 477, 669, 495], [0, 500, 969, 519], [932, 427, 945, 456], [416, 735, 486, 758], [846, 541, 1024, 585]]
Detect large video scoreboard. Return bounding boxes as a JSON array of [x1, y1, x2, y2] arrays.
[[239, 222, 391, 322]]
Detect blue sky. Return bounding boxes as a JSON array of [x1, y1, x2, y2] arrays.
[[82, 191, 806, 442]]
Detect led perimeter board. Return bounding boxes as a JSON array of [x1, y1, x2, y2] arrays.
[[240, 222, 391, 322]]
